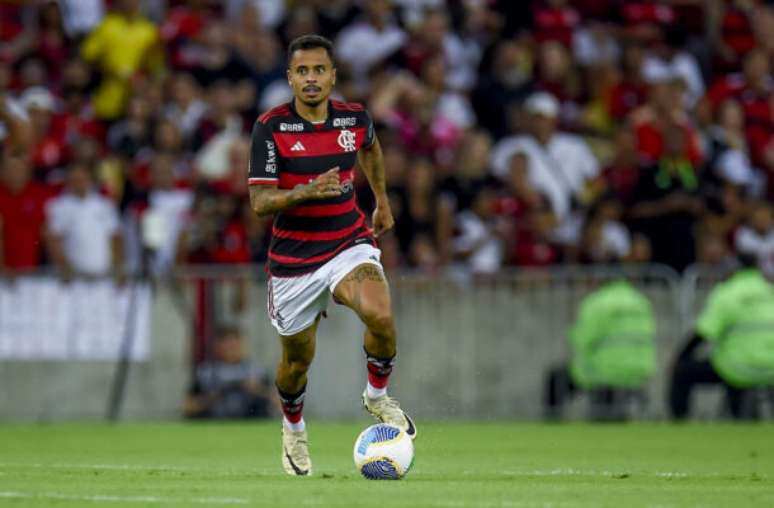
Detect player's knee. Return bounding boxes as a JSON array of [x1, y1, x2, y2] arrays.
[[362, 307, 395, 337], [285, 357, 312, 378]]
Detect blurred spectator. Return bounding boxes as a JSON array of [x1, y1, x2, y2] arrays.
[[184, 325, 275, 419], [45, 162, 123, 281], [187, 21, 254, 89], [0, 150, 52, 273], [607, 42, 649, 122], [710, 0, 759, 71], [534, 0, 581, 49], [544, 276, 657, 420], [0, 89, 31, 155], [226, 0, 286, 31], [631, 69, 703, 167], [669, 255, 774, 420], [60, 0, 105, 37], [419, 54, 476, 131], [56, 60, 105, 146], [573, 21, 619, 68], [500, 165, 561, 267], [160, 0, 209, 69], [371, 72, 462, 166], [193, 82, 244, 179], [400, 9, 476, 92], [107, 95, 153, 160], [32, 1, 71, 83], [533, 40, 582, 121], [629, 125, 704, 272], [452, 184, 508, 275], [126, 153, 194, 278], [335, 0, 406, 91], [735, 202, 774, 279], [21, 86, 68, 178], [702, 48, 772, 170], [392, 158, 437, 259], [603, 129, 642, 204], [81, 0, 163, 120], [164, 72, 208, 144], [579, 198, 633, 264], [472, 38, 533, 140], [437, 130, 495, 263], [641, 27, 705, 108], [491, 92, 601, 250]]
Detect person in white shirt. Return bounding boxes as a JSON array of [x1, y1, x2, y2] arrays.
[[59, 0, 105, 37], [46, 163, 123, 281], [139, 153, 194, 278], [490, 92, 600, 246], [453, 185, 507, 275], [335, 0, 406, 90], [735, 202, 774, 279]]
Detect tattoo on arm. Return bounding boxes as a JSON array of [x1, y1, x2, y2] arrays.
[[357, 138, 387, 201], [249, 185, 306, 216]]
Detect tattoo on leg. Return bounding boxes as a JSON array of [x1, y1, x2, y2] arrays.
[[345, 265, 383, 284]]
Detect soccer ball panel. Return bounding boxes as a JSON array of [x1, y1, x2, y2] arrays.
[[353, 424, 414, 480]]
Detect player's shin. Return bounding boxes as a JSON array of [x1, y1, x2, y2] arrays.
[[277, 383, 306, 431], [364, 347, 395, 399]]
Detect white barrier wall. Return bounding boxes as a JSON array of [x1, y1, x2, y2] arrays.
[[0, 266, 733, 421]]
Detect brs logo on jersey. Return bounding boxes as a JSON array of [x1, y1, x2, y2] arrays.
[[337, 129, 357, 152], [265, 140, 277, 173], [279, 122, 304, 132], [333, 117, 357, 128]]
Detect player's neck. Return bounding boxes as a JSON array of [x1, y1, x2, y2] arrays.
[[293, 97, 328, 124]]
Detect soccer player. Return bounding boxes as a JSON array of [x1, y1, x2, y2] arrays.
[[247, 34, 416, 476]]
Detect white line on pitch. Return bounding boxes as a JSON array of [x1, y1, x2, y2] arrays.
[[0, 462, 278, 475], [0, 491, 248, 505], [0, 462, 201, 472]]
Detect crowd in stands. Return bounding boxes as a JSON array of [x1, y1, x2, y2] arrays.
[[1, 0, 774, 280]]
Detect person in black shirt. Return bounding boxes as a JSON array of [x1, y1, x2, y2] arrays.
[[629, 125, 705, 272], [184, 326, 274, 420]]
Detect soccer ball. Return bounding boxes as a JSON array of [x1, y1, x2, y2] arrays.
[[353, 423, 414, 480]]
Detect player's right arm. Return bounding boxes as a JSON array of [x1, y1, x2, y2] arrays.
[[248, 120, 342, 216]]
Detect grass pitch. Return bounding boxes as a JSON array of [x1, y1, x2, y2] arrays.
[[1, 422, 773, 507]]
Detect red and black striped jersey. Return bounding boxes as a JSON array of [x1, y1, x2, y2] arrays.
[[248, 99, 376, 277]]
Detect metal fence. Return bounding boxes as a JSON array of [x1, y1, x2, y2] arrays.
[[0, 263, 756, 420]]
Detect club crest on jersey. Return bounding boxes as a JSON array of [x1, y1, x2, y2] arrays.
[[338, 129, 356, 152], [333, 117, 357, 128]]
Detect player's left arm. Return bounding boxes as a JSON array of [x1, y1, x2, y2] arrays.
[[358, 136, 394, 238]]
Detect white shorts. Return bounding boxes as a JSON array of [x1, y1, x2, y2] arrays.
[[267, 244, 383, 336]]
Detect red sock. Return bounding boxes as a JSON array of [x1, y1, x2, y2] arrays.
[[277, 385, 305, 424], [365, 351, 394, 389]]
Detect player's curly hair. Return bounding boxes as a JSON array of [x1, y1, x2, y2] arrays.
[[287, 34, 335, 67]]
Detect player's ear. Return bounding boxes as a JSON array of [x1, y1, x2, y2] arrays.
[[331, 67, 337, 87], [286, 68, 292, 86]]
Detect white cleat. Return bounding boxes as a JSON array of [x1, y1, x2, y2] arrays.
[[281, 426, 312, 476], [362, 391, 417, 440]]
